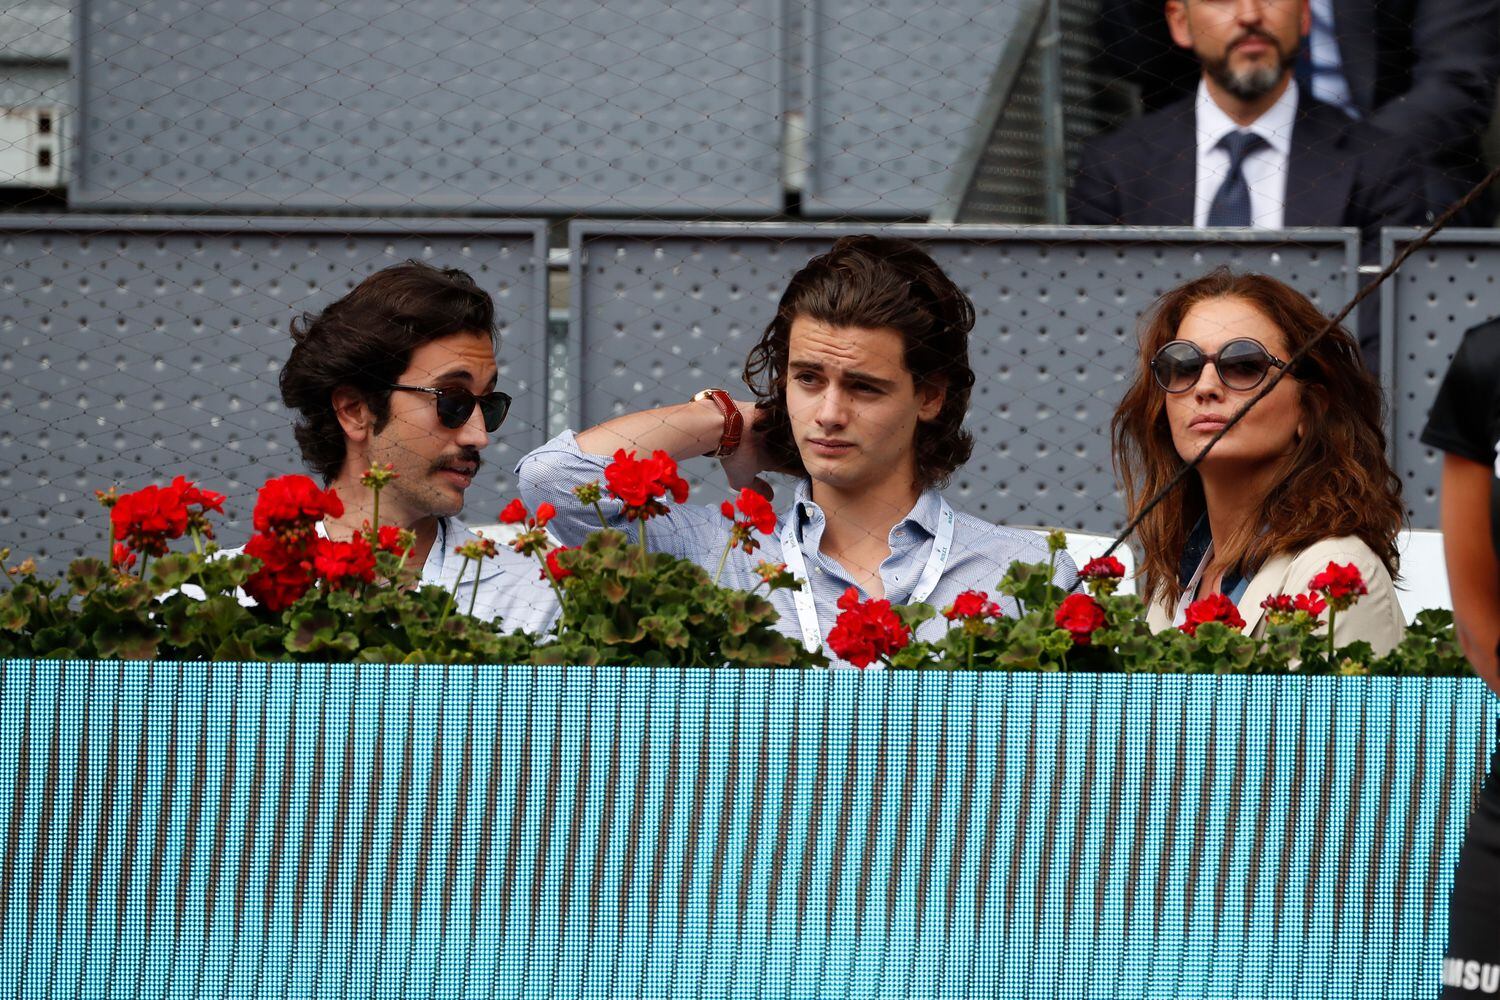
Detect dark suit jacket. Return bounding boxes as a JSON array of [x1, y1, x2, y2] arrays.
[[1096, 0, 1500, 188], [1067, 94, 1433, 240]]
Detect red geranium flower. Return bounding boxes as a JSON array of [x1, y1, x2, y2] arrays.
[[375, 524, 408, 555], [111, 483, 192, 557], [603, 448, 689, 519], [648, 451, 689, 504], [312, 535, 377, 591], [499, 498, 528, 524], [826, 586, 911, 668], [944, 589, 1001, 621], [242, 533, 313, 612], [1260, 594, 1296, 616], [252, 475, 343, 537], [1179, 593, 1246, 637], [1308, 562, 1367, 612], [718, 487, 778, 556], [1294, 592, 1328, 617], [1055, 592, 1107, 644], [1080, 555, 1125, 581], [542, 546, 574, 582], [111, 542, 136, 571]]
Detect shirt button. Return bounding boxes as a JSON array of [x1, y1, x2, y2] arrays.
[[893, 529, 905, 538]]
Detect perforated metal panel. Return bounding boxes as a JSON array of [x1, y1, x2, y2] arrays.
[[72, 0, 782, 213], [1381, 229, 1500, 529], [0, 216, 548, 568], [802, 0, 1025, 218], [569, 223, 1359, 534]]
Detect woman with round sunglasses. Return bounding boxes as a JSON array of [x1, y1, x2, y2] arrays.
[[1112, 267, 1406, 652]]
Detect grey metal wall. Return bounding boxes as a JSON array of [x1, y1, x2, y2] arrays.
[[71, 0, 784, 213], [0, 216, 548, 567], [569, 223, 1360, 534], [1381, 229, 1500, 529]]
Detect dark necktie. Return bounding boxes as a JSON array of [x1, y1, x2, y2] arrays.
[[1206, 130, 1267, 227]]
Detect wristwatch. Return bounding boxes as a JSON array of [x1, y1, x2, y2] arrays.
[[692, 387, 744, 458]]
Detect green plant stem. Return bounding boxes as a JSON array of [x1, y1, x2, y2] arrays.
[[712, 537, 732, 586], [439, 556, 471, 630], [371, 487, 381, 537], [139, 553, 151, 580], [591, 501, 609, 531], [1327, 606, 1337, 669], [967, 632, 975, 672], [638, 517, 649, 559], [467, 566, 481, 618], [105, 520, 116, 571], [534, 552, 568, 614]]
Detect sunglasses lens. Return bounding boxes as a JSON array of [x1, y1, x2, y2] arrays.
[[1152, 343, 1204, 393], [433, 388, 477, 429], [478, 392, 511, 432], [1217, 340, 1273, 390]]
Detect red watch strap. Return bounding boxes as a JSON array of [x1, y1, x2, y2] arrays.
[[697, 389, 743, 457]]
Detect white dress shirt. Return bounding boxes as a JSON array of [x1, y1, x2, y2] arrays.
[[1193, 79, 1299, 229]]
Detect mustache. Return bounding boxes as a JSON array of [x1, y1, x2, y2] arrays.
[[1230, 28, 1282, 53], [432, 446, 483, 473]]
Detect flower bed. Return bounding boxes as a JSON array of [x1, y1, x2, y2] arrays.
[[0, 464, 1471, 677]]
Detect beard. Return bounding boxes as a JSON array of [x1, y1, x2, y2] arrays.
[[1202, 33, 1297, 102]]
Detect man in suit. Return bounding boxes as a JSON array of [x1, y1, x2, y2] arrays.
[[1070, 0, 1436, 367], [1096, 0, 1500, 210]]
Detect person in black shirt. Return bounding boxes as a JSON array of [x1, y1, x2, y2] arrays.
[[1422, 317, 1500, 995]]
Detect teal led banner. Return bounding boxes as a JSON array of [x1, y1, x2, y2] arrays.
[[0, 662, 1493, 998]]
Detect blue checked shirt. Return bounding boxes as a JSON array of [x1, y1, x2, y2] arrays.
[[516, 431, 1078, 665]]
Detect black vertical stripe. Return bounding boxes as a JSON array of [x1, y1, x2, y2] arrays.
[[825, 677, 860, 943], [885, 679, 923, 942], [496, 668, 535, 955], [1150, 693, 1191, 949], [793, 692, 831, 940], [678, 681, 713, 933], [176, 664, 211, 944], [314, 662, 356, 998], [78, 662, 125, 1000], [1272, 685, 1309, 950], [1117, 677, 1162, 993], [232, 661, 273, 951], [603, 669, 648, 996], [1422, 687, 1464, 930], [0, 659, 34, 952], [1086, 686, 1127, 996], [111, 660, 155, 998], [368, 666, 418, 1000], [1363, 687, 1400, 944], [253, 664, 299, 999], [557, 670, 594, 980], [1210, 687, 1241, 937], [699, 669, 745, 998], [351, 660, 388, 966], [583, 674, 623, 996], [970, 674, 1009, 945], [1031, 677, 1066, 950], [134, 664, 182, 1000], [1389, 684, 1428, 976], [409, 663, 450, 940], [765, 672, 802, 936], [851, 677, 892, 947], [733, 673, 772, 952], [437, 663, 479, 991], [1330, 685, 1370, 946], [1059, 679, 1101, 979], [281, 661, 330, 1000], [645, 677, 684, 946], [23, 659, 64, 985], [912, 672, 951, 980], [938, 677, 979, 1000], [525, 682, 564, 952], [49, 660, 94, 997], [1181, 688, 1219, 941], [1000, 694, 1040, 940], [1301, 689, 1341, 940], [1241, 689, 1278, 942], [470, 667, 509, 949]]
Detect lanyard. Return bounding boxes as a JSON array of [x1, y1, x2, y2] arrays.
[[779, 498, 957, 652]]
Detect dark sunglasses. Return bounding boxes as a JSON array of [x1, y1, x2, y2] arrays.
[[1150, 338, 1289, 394], [387, 383, 512, 431]]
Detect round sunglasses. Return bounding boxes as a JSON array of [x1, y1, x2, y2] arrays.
[[1150, 338, 1289, 394], [387, 383, 512, 431]]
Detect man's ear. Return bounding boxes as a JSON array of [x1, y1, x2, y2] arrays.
[[1165, 1, 1192, 50], [331, 386, 373, 443], [917, 379, 946, 423]]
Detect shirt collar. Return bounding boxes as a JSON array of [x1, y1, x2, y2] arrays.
[[789, 479, 943, 541], [1195, 77, 1299, 159]]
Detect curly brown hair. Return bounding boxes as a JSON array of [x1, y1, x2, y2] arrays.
[[741, 235, 976, 490], [279, 261, 496, 483], [1111, 267, 1404, 609]]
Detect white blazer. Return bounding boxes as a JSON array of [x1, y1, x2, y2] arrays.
[[1146, 535, 1406, 656]]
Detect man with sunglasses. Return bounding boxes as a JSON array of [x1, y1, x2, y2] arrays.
[[268, 260, 558, 633]]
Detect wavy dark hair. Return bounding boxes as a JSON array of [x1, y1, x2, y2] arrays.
[[1111, 267, 1404, 609], [742, 235, 976, 489], [279, 261, 496, 482]]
